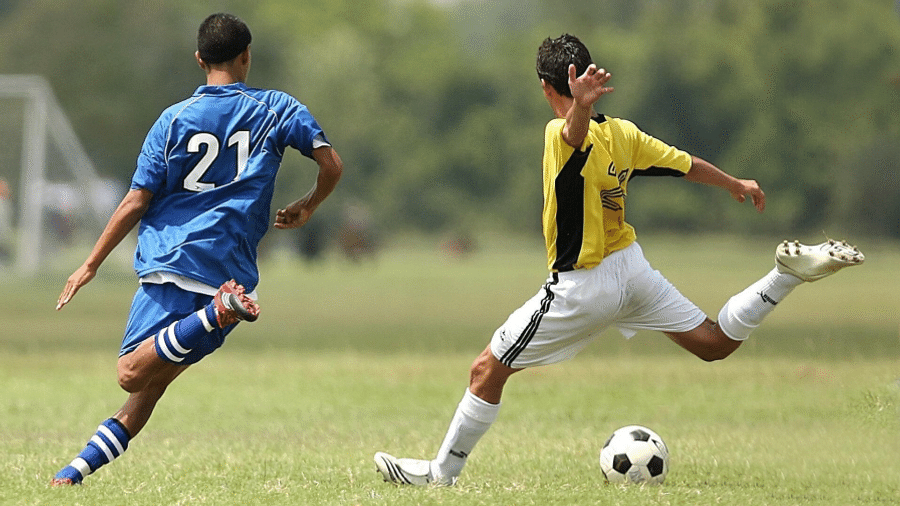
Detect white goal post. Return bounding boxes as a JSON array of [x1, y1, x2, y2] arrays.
[[0, 75, 113, 275]]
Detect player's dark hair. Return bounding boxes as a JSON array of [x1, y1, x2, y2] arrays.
[[197, 13, 252, 65], [536, 34, 594, 98]]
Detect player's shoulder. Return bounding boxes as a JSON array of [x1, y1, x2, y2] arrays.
[[598, 115, 638, 132], [597, 115, 649, 145], [239, 86, 305, 110]]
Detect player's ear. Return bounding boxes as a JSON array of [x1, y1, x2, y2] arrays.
[[195, 51, 207, 71], [540, 79, 554, 100]]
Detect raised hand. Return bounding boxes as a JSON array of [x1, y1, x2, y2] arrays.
[[568, 64, 614, 108]]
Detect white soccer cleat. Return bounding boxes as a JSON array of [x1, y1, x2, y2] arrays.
[[374, 452, 455, 487], [775, 239, 864, 282]]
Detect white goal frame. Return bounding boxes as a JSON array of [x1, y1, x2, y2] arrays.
[[0, 75, 106, 275]]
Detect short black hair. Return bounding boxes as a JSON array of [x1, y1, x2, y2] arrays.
[[197, 13, 252, 64], [536, 34, 593, 98]]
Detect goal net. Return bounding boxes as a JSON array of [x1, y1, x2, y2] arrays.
[[0, 75, 122, 276]]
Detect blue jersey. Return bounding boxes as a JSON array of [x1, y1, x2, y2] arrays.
[[130, 82, 327, 292]]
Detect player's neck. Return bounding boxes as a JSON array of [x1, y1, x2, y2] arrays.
[[206, 70, 245, 86], [552, 96, 575, 119]]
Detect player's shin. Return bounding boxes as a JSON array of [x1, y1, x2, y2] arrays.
[[717, 267, 803, 340], [431, 389, 500, 483], [52, 418, 131, 485]]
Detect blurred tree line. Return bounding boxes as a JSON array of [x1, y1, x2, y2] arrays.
[[0, 0, 897, 240]]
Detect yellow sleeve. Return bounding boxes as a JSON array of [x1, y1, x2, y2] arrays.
[[621, 119, 692, 175]]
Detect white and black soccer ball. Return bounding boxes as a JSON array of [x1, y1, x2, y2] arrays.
[[599, 425, 669, 485]]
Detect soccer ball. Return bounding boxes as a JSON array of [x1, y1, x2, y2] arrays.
[[599, 425, 669, 485]]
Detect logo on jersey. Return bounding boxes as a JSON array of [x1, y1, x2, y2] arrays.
[[599, 162, 628, 211]]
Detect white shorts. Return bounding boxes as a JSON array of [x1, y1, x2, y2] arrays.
[[490, 242, 708, 368]]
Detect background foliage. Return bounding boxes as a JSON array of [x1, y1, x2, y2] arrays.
[[0, 0, 897, 238]]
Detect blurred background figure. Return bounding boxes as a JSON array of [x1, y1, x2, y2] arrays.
[[338, 202, 379, 263]]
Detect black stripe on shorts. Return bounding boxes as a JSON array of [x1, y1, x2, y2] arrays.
[[500, 272, 559, 367]]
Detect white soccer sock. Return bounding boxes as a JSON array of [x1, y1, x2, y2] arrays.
[[431, 388, 500, 482], [718, 268, 804, 341]]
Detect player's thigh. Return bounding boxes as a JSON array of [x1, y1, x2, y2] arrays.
[[489, 271, 615, 369], [616, 264, 708, 336]]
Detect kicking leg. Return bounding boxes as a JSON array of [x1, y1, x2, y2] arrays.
[[666, 318, 741, 361], [671, 239, 864, 359], [717, 239, 863, 341]]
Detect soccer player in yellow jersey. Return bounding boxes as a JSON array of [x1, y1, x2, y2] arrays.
[[374, 34, 863, 486]]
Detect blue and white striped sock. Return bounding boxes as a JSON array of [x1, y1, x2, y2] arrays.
[[54, 418, 131, 484], [153, 305, 218, 363]]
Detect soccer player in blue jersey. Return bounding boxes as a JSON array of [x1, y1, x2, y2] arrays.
[[51, 13, 343, 485], [374, 33, 863, 486]]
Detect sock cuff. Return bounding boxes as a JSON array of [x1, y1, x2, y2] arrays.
[[461, 389, 500, 424], [104, 418, 132, 442], [717, 300, 753, 341]]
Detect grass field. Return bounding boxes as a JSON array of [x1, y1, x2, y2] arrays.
[[2, 234, 899, 505]]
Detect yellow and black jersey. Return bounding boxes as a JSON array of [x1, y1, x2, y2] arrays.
[[542, 114, 692, 272]]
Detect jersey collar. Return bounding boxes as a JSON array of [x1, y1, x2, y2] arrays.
[[193, 82, 249, 96]]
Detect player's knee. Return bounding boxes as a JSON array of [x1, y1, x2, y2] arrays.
[[117, 362, 145, 393], [468, 347, 519, 403], [469, 348, 496, 382], [117, 370, 139, 393], [695, 349, 728, 362], [694, 341, 740, 362]]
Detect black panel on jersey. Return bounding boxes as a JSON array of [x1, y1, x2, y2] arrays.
[[629, 165, 687, 180], [552, 145, 592, 272]]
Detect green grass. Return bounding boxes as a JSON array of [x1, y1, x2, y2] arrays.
[[2, 234, 899, 505]]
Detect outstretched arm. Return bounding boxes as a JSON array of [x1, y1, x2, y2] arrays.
[[57, 188, 153, 310], [563, 64, 614, 148], [684, 156, 765, 213], [273, 145, 343, 229]]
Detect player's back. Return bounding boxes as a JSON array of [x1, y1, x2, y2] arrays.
[[132, 82, 326, 290]]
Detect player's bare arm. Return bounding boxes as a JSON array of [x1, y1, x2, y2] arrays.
[[563, 63, 613, 148], [56, 188, 153, 310], [274, 145, 343, 229], [684, 156, 765, 213]]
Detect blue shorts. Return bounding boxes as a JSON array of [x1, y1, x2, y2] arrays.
[[121, 283, 235, 364]]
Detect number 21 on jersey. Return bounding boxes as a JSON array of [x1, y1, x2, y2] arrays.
[[183, 130, 250, 192]]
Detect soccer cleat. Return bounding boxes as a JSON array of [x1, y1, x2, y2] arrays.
[[213, 279, 260, 327], [374, 452, 456, 487], [50, 477, 77, 487], [775, 239, 864, 282]]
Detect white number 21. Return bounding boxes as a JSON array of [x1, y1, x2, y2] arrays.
[[183, 130, 250, 192]]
